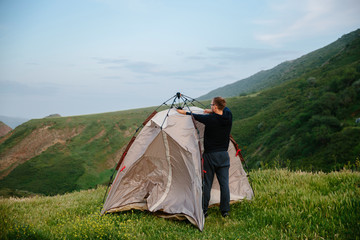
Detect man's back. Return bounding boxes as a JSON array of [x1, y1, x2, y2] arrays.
[[189, 107, 232, 153]]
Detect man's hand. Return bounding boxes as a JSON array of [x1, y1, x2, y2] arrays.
[[204, 109, 213, 114], [177, 109, 187, 115]]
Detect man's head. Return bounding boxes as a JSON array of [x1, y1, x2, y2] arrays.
[[211, 97, 226, 111]]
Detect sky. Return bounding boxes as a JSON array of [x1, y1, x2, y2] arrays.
[[0, 0, 359, 119]]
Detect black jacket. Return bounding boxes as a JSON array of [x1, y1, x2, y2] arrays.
[[187, 107, 232, 153]]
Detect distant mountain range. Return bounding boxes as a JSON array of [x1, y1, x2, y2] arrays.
[[0, 115, 29, 129], [0, 29, 359, 197]]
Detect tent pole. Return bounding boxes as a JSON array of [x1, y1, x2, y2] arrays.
[[181, 94, 208, 108], [160, 95, 177, 129]]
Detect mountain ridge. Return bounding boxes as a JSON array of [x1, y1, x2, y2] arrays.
[[198, 29, 360, 100]]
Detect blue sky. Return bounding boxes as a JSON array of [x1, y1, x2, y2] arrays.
[[1, 0, 359, 119]]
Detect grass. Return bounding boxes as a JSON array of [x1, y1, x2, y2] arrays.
[[0, 108, 154, 196], [1, 169, 359, 240]]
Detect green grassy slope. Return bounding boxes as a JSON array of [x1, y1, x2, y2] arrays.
[[0, 109, 154, 196], [226, 30, 360, 171], [199, 29, 360, 100], [199, 29, 360, 172], [1, 169, 359, 240]]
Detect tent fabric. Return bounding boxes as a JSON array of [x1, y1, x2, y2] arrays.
[[101, 107, 254, 231]]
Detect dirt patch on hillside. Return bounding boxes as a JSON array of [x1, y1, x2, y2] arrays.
[[86, 129, 106, 144], [104, 145, 126, 169], [123, 129, 133, 137], [0, 125, 85, 179], [0, 122, 12, 138]]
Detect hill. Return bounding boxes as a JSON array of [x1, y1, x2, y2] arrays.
[[1, 169, 359, 239], [0, 122, 12, 138], [0, 29, 359, 197], [227, 29, 360, 171], [0, 109, 155, 196], [198, 29, 360, 100]]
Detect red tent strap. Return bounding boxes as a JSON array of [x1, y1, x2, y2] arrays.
[[115, 110, 158, 171], [236, 148, 242, 156], [143, 110, 157, 126], [230, 134, 245, 162], [116, 136, 136, 170]]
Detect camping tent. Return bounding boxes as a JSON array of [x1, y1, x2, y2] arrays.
[[101, 94, 254, 231]]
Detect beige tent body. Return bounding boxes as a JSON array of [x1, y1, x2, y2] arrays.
[[101, 106, 254, 231]]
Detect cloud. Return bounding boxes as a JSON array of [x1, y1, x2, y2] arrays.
[[26, 62, 40, 66], [254, 0, 360, 46], [92, 45, 300, 93], [206, 47, 298, 61], [186, 47, 299, 68], [93, 57, 158, 72], [123, 61, 158, 73], [93, 57, 128, 65], [94, 56, 225, 79], [0, 80, 60, 96]]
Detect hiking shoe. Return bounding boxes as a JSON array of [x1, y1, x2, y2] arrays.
[[222, 212, 229, 218]]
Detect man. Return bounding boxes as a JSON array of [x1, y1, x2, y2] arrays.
[[177, 96, 232, 218]]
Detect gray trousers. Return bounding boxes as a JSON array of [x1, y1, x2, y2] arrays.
[[202, 151, 230, 214]]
